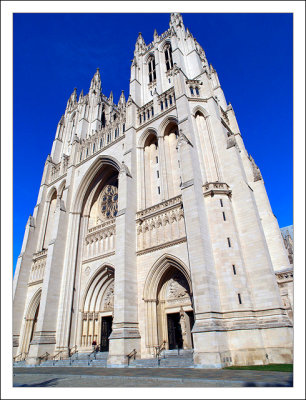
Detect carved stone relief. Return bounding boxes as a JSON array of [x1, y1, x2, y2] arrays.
[[103, 282, 114, 310], [167, 274, 189, 300]]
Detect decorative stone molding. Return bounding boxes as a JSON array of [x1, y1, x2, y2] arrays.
[[192, 310, 292, 333], [32, 248, 48, 261], [88, 218, 115, 234], [275, 268, 293, 283], [203, 182, 232, 198], [29, 251, 47, 284], [82, 251, 115, 264], [30, 331, 56, 345], [85, 223, 116, 244], [77, 134, 125, 168], [137, 237, 187, 256], [136, 196, 185, 254], [137, 195, 182, 220]]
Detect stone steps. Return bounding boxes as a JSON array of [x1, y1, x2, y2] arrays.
[[13, 350, 194, 368], [38, 352, 109, 367], [13, 360, 28, 368], [129, 350, 194, 368]]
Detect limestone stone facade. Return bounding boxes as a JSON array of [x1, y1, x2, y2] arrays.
[[13, 13, 293, 368]]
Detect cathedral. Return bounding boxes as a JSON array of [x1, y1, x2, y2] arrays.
[[13, 13, 293, 368]]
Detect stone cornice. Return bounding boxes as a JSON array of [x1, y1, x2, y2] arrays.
[[27, 279, 43, 287], [192, 308, 292, 333], [137, 236, 187, 256], [203, 182, 232, 198], [85, 223, 116, 243], [82, 251, 115, 264], [136, 195, 182, 221], [32, 249, 48, 261], [275, 268, 293, 283]]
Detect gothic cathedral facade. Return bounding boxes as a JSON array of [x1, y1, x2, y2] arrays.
[[13, 13, 293, 367]]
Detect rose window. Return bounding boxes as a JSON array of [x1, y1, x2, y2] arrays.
[[100, 185, 118, 219]]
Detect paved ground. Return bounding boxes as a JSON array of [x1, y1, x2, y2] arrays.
[[13, 367, 293, 387]]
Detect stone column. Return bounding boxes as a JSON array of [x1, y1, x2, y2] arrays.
[[177, 129, 227, 367], [26, 197, 68, 364], [13, 216, 36, 356], [54, 211, 81, 356], [107, 160, 141, 366]]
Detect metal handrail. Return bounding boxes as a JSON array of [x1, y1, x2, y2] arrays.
[[38, 352, 49, 364], [69, 345, 78, 357], [127, 349, 137, 366], [154, 341, 166, 359], [14, 352, 28, 363], [69, 345, 78, 365], [52, 350, 65, 360], [87, 350, 97, 365], [51, 350, 66, 366]]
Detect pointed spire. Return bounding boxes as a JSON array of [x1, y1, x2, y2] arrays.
[[79, 89, 84, 100], [119, 90, 126, 106], [170, 12, 183, 27], [137, 32, 145, 44], [109, 91, 113, 103], [72, 87, 77, 103], [153, 29, 158, 40], [135, 32, 145, 54], [66, 88, 77, 110], [90, 68, 101, 93]]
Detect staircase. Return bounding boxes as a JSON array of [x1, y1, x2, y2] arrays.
[[128, 349, 194, 368], [14, 351, 109, 368], [14, 349, 194, 368]]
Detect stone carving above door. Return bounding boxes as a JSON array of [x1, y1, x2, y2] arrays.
[[103, 282, 114, 310], [167, 274, 189, 300]]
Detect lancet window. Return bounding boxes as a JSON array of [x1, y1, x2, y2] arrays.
[[164, 44, 174, 71], [148, 56, 156, 83]]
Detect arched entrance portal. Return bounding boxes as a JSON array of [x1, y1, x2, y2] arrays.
[[157, 268, 194, 350], [144, 255, 194, 353], [80, 266, 114, 352], [20, 289, 41, 354]]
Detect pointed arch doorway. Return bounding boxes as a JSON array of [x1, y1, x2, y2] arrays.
[[20, 289, 41, 355], [80, 266, 114, 352], [144, 256, 194, 353]]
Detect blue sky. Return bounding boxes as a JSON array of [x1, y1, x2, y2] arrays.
[[13, 13, 293, 271]]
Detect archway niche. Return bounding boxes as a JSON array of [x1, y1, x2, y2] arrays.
[[43, 189, 57, 249], [194, 110, 218, 183], [143, 132, 160, 207], [163, 121, 181, 199]]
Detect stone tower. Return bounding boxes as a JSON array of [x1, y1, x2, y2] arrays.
[[13, 13, 292, 367]]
